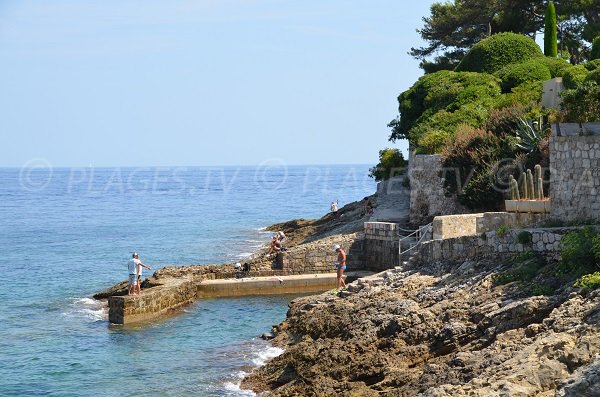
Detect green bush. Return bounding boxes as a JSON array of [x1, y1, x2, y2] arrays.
[[496, 225, 509, 237], [591, 36, 600, 60], [562, 65, 589, 89], [559, 227, 599, 275], [561, 81, 600, 123], [455, 32, 543, 74], [585, 68, 600, 85], [493, 81, 544, 108], [368, 148, 407, 181], [390, 70, 501, 145], [516, 230, 532, 244], [584, 59, 600, 72], [417, 130, 452, 154], [441, 125, 518, 210], [574, 272, 600, 293], [537, 57, 571, 77], [485, 104, 529, 135], [494, 60, 552, 93]]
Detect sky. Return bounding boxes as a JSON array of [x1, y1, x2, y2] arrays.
[[0, 0, 437, 167]]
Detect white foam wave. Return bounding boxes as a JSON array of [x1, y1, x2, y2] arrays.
[[63, 297, 108, 322], [223, 371, 256, 397], [251, 346, 284, 367]]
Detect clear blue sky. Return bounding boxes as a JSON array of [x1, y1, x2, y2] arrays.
[[0, 0, 436, 167]]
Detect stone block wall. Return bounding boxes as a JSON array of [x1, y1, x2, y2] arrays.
[[413, 227, 572, 266], [432, 212, 549, 240], [409, 154, 467, 225], [108, 278, 196, 324], [280, 234, 365, 274], [549, 135, 600, 222], [364, 222, 399, 270]]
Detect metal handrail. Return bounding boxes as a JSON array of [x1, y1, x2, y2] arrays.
[[398, 223, 432, 257]]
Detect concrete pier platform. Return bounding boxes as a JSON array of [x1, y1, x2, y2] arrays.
[[108, 271, 372, 324]]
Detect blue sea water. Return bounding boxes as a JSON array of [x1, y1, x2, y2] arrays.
[[0, 164, 376, 396]]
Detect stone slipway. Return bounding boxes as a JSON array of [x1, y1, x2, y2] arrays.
[[108, 271, 373, 325]]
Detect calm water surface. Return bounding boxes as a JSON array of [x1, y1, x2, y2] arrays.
[[0, 165, 376, 396]]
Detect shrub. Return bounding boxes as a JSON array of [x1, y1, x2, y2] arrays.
[[455, 33, 543, 74], [585, 68, 600, 85], [441, 125, 518, 210], [562, 65, 589, 89], [390, 70, 501, 145], [537, 57, 571, 77], [591, 36, 600, 61], [485, 104, 529, 135], [496, 225, 509, 237], [584, 59, 600, 72], [368, 148, 407, 181], [493, 81, 544, 108], [494, 60, 552, 93], [417, 130, 452, 154], [559, 227, 599, 275], [561, 81, 600, 123], [516, 230, 532, 244], [574, 272, 600, 293]]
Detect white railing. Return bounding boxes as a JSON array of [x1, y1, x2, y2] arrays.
[[398, 223, 432, 257]]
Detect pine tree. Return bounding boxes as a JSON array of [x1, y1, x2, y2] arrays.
[[544, 1, 558, 57]]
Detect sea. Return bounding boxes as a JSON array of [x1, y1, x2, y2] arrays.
[[0, 164, 376, 396]]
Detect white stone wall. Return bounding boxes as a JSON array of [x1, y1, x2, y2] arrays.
[[549, 135, 600, 222]]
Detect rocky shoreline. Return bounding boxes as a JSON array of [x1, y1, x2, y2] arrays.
[[241, 254, 600, 396]]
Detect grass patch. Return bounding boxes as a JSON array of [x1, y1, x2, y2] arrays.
[[496, 225, 509, 237], [574, 272, 600, 294]]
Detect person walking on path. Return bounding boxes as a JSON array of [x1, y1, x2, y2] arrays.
[[330, 200, 339, 218], [333, 244, 347, 289], [134, 253, 151, 295]]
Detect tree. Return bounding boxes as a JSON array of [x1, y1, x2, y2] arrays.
[[369, 149, 407, 181], [410, 0, 546, 72], [411, 0, 600, 70], [591, 36, 600, 60], [544, 2, 558, 57]]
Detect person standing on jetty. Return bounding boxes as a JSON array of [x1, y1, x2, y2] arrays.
[[136, 253, 151, 295], [333, 244, 347, 289], [127, 252, 151, 295]]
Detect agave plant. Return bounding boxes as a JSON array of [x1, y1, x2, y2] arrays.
[[514, 117, 549, 153]]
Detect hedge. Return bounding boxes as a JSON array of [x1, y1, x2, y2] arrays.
[[455, 32, 543, 74], [563, 65, 589, 89], [494, 60, 552, 93]]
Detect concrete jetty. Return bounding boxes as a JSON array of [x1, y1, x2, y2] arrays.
[[108, 271, 372, 324]]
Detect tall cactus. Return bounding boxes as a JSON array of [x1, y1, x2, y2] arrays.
[[527, 169, 534, 200], [509, 175, 520, 200], [534, 165, 543, 199], [522, 172, 528, 200]]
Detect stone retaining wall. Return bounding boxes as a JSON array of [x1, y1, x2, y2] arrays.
[[409, 154, 467, 225], [432, 212, 548, 240], [549, 135, 600, 222], [413, 227, 574, 266], [364, 222, 399, 270]]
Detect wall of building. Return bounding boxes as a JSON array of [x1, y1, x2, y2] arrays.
[[549, 135, 600, 222], [408, 154, 467, 225]]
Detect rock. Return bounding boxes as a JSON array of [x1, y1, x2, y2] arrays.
[[261, 332, 276, 340], [92, 280, 128, 299]]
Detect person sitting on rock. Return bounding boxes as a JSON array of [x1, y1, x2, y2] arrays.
[[268, 235, 281, 255]]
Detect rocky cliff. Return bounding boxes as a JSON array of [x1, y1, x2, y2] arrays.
[[242, 256, 600, 396]]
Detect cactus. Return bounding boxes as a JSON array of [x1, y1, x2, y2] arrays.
[[527, 169, 534, 200], [509, 176, 520, 200], [534, 164, 542, 198], [538, 177, 544, 199], [534, 164, 542, 180], [522, 172, 528, 200]]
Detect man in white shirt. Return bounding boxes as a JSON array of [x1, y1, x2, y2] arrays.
[[128, 253, 151, 295]]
